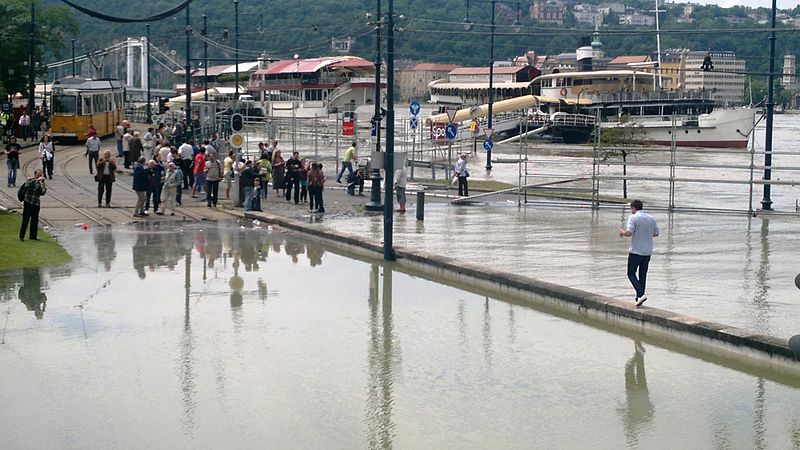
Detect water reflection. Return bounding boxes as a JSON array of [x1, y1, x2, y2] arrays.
[[93, 228, 116, 272], [619, 340, 654, 447], [365, 264, 401, 448], [18, 269, 47, 319], [752, 219, 772, 334]]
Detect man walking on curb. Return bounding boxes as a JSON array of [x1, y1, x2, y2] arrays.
[[336, 141, 357, 183], [619, 199, 660, 307]]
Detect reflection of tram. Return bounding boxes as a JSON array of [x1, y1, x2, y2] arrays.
[[50, 78, 125, 142]]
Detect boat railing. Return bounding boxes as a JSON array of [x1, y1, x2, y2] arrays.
[[593, 90, 716, 104]]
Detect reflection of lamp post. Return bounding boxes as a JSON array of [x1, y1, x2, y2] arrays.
[[463, 0, 523, 171]]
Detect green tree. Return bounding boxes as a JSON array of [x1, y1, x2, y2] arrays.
[[0, 0, 79, 99]]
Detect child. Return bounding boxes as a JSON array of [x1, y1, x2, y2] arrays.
[[299, 158, 310, 203], [308, 162, 325, 213], [252, 177, 263, 212]]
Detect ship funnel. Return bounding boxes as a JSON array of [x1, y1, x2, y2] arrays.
[[576, 36, 592, 72]]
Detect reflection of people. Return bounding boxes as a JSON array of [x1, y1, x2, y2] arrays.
[[18, 268, 47, 319], [93, 228, 117, 272], [306, 244, 325, 267], [618, 199, 660, 307], [620, 340, 654, 445]]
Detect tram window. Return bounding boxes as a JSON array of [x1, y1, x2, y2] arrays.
[[52, 96, 77, 114], [83, 96, 92, 115], [93, 95, 103, 113]]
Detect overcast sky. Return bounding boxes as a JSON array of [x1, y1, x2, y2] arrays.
[[680, 0, 795, 9]]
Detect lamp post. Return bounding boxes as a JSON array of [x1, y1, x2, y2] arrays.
[[761, 0, 777, 210], [383, 0, 396, 261], [146, 23, 152, 123], [184, 5, 192, 135], [234, 0, 240, 105], [203, 14, 208, 102], [365, 3, 384, 212], [463, 0, 523, 171], [28, 1, 35, 117], [71, 38, 76, 78]]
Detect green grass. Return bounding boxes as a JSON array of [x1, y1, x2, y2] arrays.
[[0, 211, 72, 270]]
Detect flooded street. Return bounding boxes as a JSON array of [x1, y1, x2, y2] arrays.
[[1, 222, 800, 448]]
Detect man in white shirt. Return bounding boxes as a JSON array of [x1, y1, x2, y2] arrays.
[[143, 127, 156, 157], [619, 199, 660, 307], [122, 130, 133, 168], [393, 165, 408, 213], [178, 138, 194, 190], [85, 134, 101, 174]]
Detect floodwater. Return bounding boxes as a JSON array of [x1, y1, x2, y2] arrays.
[[1, 221, 800, 448], [326, 202, 800, 338]]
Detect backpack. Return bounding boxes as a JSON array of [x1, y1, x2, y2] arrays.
[[17, 182, 28, 202]]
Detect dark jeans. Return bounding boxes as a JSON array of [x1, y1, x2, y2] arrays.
[[285, 176, 300, 203], [627, 253, 651, 298], [181, 161, 193, 189], [43, 158, 54, 178], [88, 152, 99, 173], [19, 201, 40, 240], [97, 175, 113, 206], [336, 161, 353, 182], [458, 176, 468, 196], [145, 185, 162, 211], [309, 186, 324, 212], [206, 180, 220, 206]]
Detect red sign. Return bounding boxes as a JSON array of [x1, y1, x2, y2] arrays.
[[430, 122, 447, 143], [342, 120, 355, 136]]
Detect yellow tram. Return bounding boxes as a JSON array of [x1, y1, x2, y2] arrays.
[[50, 78, 125, 142]]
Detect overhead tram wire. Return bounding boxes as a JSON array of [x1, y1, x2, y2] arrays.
[[58, 0, 195, 23]]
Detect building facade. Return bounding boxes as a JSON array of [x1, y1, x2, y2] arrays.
[[397, 63, 461, 102], [684, 51, 746, 104]]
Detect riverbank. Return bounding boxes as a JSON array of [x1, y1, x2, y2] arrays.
[[0, 211, 71, 269]]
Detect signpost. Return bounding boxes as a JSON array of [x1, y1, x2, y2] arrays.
[[445, 123, 458, 180], [409, 101, 419, 180], [409, 100, 421, 117], [230, 131, 244, 207], [446, 108, 458, 124], [483, 139, 494, 152]]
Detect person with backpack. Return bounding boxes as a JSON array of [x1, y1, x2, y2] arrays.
[[18, 169, 47, 241]]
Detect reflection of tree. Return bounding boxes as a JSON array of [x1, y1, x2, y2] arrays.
[[18, 269, 47, 320], [93, 229, 117, 272], [619, 340, 654, 447], [365, 265, 400, 448]]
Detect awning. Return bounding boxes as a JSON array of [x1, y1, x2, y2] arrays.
[[428, 81, 534, 91]]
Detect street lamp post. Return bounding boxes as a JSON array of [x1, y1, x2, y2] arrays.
[[203, 14, 208, 102], [761, 0, 777, 210], [185, 5, 192, 135], [146, 23, 152, 123], [486, 0, 495, 171], [234, 0, 240, 105], [383, 0, 396, 261], [28, 1, 35, 117], [365, 3, 384, 212], [71, 38, 76, 78]]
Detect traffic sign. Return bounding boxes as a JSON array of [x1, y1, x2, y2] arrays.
[[446, 108, 458, 124], [410, 117, 418, 130], [484, 127, 494, 139], [370, 120, 377, 137], [151, 115, 160, 124], [409, 100, 421, 116], [483, 139, 494, 151], [230, 133, 244, 148], [445, 123, 458, 141]]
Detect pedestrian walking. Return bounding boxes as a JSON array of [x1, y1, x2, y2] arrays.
[[178, 138, 194, 190], [122, 129, 132, 169], [115, 121, 125, 164], [192, 146, 206, 198], [132, 157, 148, 217], [86, 134, 101, 174], [454, 153, 469, 197], [251, 177, 263, 211], [39, 135, 54, 179], [161, 162, 182, 216], [618, 199, 660, 307], [19, 169, 47, 241], [95, 150, 116, 208], [205, 150, 222, 207], [307, 162, 326, 213], [285, 151, 302, 204], [145, 158, 165, 214], [336, 141, 357, 183], [143, 127, 156, 158], [129, 131, 144, 168], [6, 137, 21, 187], [18, 111, 31, 141], [394, 164, 408, 213]]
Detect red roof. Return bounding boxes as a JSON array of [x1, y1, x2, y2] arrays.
[[253, 56, 373, 75], [449, 66, 527, 75], [411, 63, 461, 72]]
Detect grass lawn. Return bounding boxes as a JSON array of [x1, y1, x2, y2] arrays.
[[0, 211, 72, 270]]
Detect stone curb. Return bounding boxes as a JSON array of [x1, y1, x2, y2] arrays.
[[243, 210, 799, 369]]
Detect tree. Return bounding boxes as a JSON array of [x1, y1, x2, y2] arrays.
[[0, 0, 79, 99]]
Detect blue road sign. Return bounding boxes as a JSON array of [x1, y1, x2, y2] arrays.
[[445, 123, 458, 141], [410, 117, 418, 130], [483, 139, 494, 151], [371, 120, 377, 137], [409, 100, 421, 116]]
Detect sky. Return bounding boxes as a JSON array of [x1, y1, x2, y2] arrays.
[[681, 0, 796, 9]]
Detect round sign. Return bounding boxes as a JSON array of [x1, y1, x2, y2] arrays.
[[469, 106, 482, 120], [483, 139, 494, 151], [230, 133, 244, 148], [409, 100, 421, 116], [410, 117, 418, 130], [445, 123, 458, 141]]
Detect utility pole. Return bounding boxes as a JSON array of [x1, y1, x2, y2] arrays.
[[71, 39, 76, 78], [761, 0, 777, 210], [185, 5, 192, 134], [383, 0, 396, 261], [203, 14, 208, 101], [486, 0, 496, 171], [366, 1, 384, 212], [234, 0, 240, 104], [146, 23, 152, 123], [28, 2, 36, 116]]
